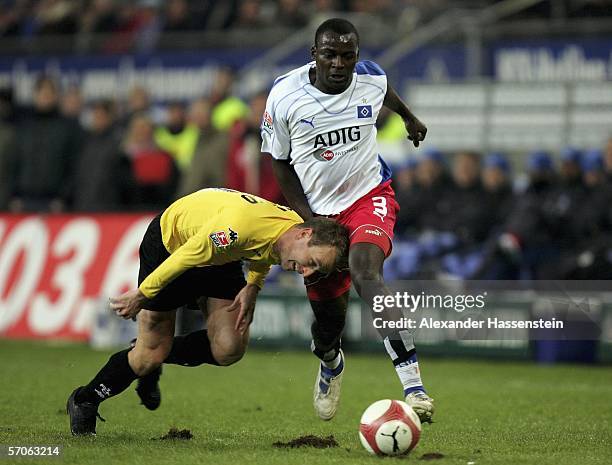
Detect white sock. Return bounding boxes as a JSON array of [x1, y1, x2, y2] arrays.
[[322, 352, 342, 371], [395, 360, 424, 395]]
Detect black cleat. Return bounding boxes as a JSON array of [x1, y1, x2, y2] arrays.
[[66, 387, 105, 436], [136, 366, 162, 411]]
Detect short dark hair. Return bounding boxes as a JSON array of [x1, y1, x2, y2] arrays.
[[314, 18, 359, 47], [298, 217, 349, 271]]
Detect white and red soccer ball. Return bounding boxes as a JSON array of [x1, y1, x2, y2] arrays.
[[359, 399, 421, 456]]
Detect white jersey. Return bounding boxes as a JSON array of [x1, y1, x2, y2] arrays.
[[261, 60, 392, 215]]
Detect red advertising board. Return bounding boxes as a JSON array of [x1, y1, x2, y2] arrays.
[[0, 214, 153, 341]]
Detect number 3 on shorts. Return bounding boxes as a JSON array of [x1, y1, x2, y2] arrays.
[[372, 196, 387, 222]]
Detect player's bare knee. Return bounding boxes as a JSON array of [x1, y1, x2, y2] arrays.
[[211, 338, 246, 366], [129, 345, 169, 376]]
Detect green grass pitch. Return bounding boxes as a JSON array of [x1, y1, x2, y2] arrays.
[[0, 339, 610, 465]]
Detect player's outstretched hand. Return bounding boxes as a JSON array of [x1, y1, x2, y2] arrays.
[[404, 117, 427, 148], [226, 283, 260, 335], [109, 289, 148, 320]]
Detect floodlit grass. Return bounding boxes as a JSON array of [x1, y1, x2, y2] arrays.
[[0, 339, 610, 464]]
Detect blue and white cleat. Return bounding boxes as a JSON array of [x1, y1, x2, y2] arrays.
[[313, 349, 344, 421], [405, 390, 435, 423]]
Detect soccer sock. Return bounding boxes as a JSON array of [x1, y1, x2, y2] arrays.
[[321, 351, 342, 371], [320, 353, 344, 382], [383, 333, 426, 396], [75, 349, 138, 405], [164, 330, 220, 367]]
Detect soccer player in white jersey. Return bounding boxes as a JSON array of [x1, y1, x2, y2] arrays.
[[261, 18, 434, 423]]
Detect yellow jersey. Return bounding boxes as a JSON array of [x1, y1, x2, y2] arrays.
[[139, 188, 303, 299]]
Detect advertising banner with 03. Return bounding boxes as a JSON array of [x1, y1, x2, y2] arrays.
[[0, 214, 153, 341]]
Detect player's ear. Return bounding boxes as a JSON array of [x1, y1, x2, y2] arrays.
[[310, 45, 316, 60], [299, 227, 314, 240]]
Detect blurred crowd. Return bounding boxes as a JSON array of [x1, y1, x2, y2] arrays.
[[0, 69, 283, 213], [0, 0, 437, 41], [1, 71, 611, 282], [387, 141, 612, 281], [2, 0, 610, 47]]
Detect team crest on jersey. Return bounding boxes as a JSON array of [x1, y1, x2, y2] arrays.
[[357, 105, 373, 118], [262, 111, 274, 134], [209, 228, 238, 248]]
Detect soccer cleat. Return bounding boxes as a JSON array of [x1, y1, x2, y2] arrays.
[[135, 366, 162, 411], [313, 349, 344, 421], [405, 390, 435, 424], [66, 387, 105, 436]]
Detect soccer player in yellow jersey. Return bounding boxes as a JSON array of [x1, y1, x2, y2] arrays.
[[67, 188, 348, 436]]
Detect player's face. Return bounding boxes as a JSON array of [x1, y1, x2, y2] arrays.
[[311, 31, 359, 94], [281, 231, 337, 277]]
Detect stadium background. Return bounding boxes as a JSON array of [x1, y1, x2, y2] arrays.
[[1, 0, 611, 361]]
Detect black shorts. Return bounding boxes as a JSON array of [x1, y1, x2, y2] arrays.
[[138, 213, 246, 311]]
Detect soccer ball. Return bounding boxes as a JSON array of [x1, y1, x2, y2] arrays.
[[359, 399, 421, 456]]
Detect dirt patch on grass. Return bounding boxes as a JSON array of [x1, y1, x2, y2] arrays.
[[273, 435, 339, 449], [157, 428, 193, 440], [420, 452, 445, 460]]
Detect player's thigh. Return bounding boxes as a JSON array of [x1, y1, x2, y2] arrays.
[[206, 298, 250, 348]]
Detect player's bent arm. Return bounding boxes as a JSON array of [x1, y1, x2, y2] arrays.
[[269, 156, 314, 220], [246, 261, 272, 290], [383, 85, 427, 147]]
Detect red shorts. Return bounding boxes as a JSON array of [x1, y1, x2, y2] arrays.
[[306, 180, 399, 301]]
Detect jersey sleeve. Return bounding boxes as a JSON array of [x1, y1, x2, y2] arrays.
[[139, 234, 214, 299], [246, 261, 271, 289], [260, 91, 291, 160]]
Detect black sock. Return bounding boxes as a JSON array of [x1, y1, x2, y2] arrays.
[[164, 330, 219, 367], [75, 349, 138, 405]]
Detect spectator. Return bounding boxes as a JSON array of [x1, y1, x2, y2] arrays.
[[80, 0, 118, 34], [73, 100, 129, 211], [154, 101, 199, 171], [275, 0, 308, 28], [542, 149, 612, 279], [121, 113, 178, 210], [60, 83, 83, 124], [446, 151, 492, 245], [117, 85, 152, 134], [210, 67, 249, 132], [176, 97, 230, 197], [227, 0, 267, 30], [34, 0, 78, 35], [525, 150, 556, 195], [103, 2, 161, 53], [559, 146, 583, 187], [604, 137, 612, 183], [163, 0, 194, 31], [482, 152, 514, 230], [226, 92, 282, 203], [10, 75, 81, 212], [394, 158, 420, 236], [413, 148, 452, 231], [0, 87, 16, 210], [0, 1, 29, 37]]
